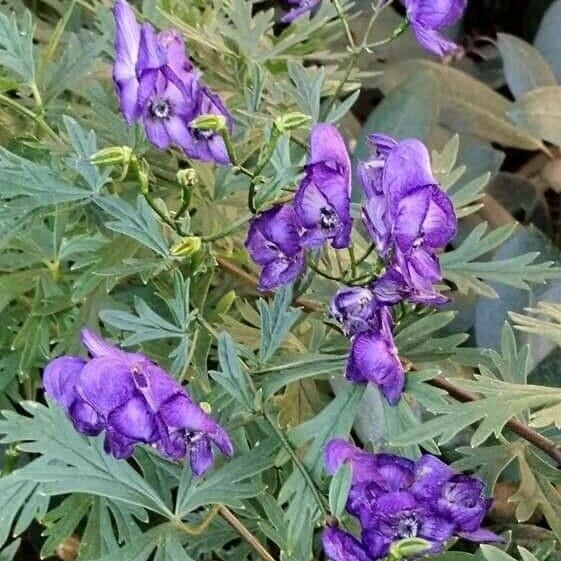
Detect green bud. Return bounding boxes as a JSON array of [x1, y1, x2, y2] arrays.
[[90, 146, 133, 167], [133, 158, 150, 194], [274, 112, 312, 133], [190, 114, 227, 133], [177, 168, 199, 188], [389, 538, 431, 560], [170, 236, 202, 257]]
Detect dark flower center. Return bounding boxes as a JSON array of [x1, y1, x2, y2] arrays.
[[320, 207, 338, 230], [397, 515, 419, 538], [149, 98, 172, 120]]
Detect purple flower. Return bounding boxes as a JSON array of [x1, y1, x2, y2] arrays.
[[322, 527, 371, 561], [329, 287, 379, 337], [112, 0, 232, 165], [403, 0, 467, 57], [245, 205, 305, 291], [323, 444, 502, 561], [345, 310, 405, 405], [281, 0, 322, 23], [43, 329, 233, 475], [294, 124, 352, 250]]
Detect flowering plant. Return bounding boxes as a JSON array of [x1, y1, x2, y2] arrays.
[[1, 1, 561, 561]]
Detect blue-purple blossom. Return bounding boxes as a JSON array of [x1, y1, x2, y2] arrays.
[[345, 309, 405, 405], [403, 0, 467, 57], [112, 0, 231, 164], [360, 134, 457, 307], [322, 440, 502, 561], [294, 124, 352, 250], [43, 329, 233, 476], [281, 0, 322, 23], [329, 286, 379, 337], [245, 205, 305, 291]]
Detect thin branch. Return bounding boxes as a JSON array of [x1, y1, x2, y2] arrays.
[[218, 506, 277, 561], [215, 255, 561, 467]]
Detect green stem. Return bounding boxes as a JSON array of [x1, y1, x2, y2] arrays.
[[219, 129, 254, 179], [175, 185, 192, 220], [0, 93, 59, 142], [262, 406, 329, 520], [196, 314, 221, 340], [30, 81, 43, 115], [201, 214, 254, 242], [308, 261, 344, 283], [347, 246, 357, 280], [323, 51, 359, 119], [355, 243, 375, 267], [143, 192, 184, 235], [332, 0, 356, 50], [365, 20, 410, 51]]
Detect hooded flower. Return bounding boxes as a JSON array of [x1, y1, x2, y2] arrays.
[[43, 329, 233, 475], [281, 0, 322, 23], [245, 205, 305, 291], [323, 443, 502, 561], [112, 0, 232, 165], [345, 309, 405, 405], [403, 0, 467, 57], [294, 124, 352, 250], [329, 286, 380, 337]]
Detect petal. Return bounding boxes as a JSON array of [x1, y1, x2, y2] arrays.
[[43, 356, 85, 411], [412, 25, 461, 57], [374, 454, 415, 492], [393, 185, 431, 251], [362, 193, 390, 254], [113, 0, 140, 71], [420, 514, 455, 542], [322, 528, 372, 561], [375, 491, 417, 515], [362, 529, 391, 560], [104, 428, 136, 459], [69, 399, 104, 436], [458, 528, 504, 543], [165, 116, 193, 151], [380, 368, 406, 406], [411, 455, 455, 500], [385, 139, 436, 208], [309, 124, 351, 189], [113, 75, 140, 124], [294, 176, 330, 228], [422, 186, 457, 248], [156, 29, 193, 77], [137, 23, 164, 73], [325, 439, 378, 484], [80, 328, 124, 359], [348, 481, 382, 520], [277, 253, 305, 287], [108, 395, 158, 442], [366, 133, 398, 159], [190, 437, 214, 476], [332, 217, 352, 249], [207, 134, 231, 166], [406, 0, 466, 29], [144, 117, 172, 150], [157, 426, 187, 459], [77, 357, 135, 417], [258, 206, 302, 257], [132, 362, 183, 412], [259, 257, 303, 291], [373, 269, 409, 305]]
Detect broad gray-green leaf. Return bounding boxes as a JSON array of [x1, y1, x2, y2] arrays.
[[497, 33, 556, 99], [382, 60, 544, 151], [328, 462, 352, 517], [508, 87, 561, 146], [535, 0, 561, 82], [0, 10, 35, 83]]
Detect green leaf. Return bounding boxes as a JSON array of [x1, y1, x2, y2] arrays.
[[508, 87, 561, 146], [258, 285, 302, 363], [328, 462, 352, 517], [0, 539, 20, 561], [0, 10, 35, 83], [534, 0, 561, 82], [481, 545, 517, 561], [497, 33, 556, 99]]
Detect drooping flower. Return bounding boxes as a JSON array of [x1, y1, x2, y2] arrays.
[[403, 0, 467, 57], [322, 441, 502, 561], [245, 205, 305, 291], [43, 329, 233, 475], [112, 0, 232, 165], [281, 0, 322, 23], [329, 286, 379, 337], [294, 124, 352, 250], [345, 309, 405, 405]]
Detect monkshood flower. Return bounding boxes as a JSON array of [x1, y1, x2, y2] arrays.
[[43, 329, 233, 476], [345, 308, 405, 405], [329, 286, 379, 337], [403, 0, 467, 57], [281, 0, 321, 23], [322, 441, 501, 561], [245, 205, 305, 291], [294, 124, 352, 250], [112, 0, 232, 164]]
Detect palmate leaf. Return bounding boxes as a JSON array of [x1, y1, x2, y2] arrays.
[[511, 302, 561, 348], [0, 9, 35, 83], [441, 222, 561, 298]]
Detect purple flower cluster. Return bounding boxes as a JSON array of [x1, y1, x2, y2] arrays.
[[404, 0, 467, 57], [328, 134, 456, 405], [323, 440, 501, 561], [113, 0, 232, 164], [43, 329, 233, 476], [245, 123, 352, 291]]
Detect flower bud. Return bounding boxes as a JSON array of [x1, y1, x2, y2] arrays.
[[274, 112, 311, 133], [190, 114, 227, 133], [177, 168, 198, 188], [90, 146, 133, 167], [170, 236, 202, 257], [389, 538, 431, 560]]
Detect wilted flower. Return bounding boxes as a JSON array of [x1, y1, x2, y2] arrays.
[[112, 0, 232, 165], [245, 205, 305, 291], [403, 0, 467, 57], [281, 0, 322, 23], [345, 309, 405, 405], [43, 329, 233, 475], [294, 124, 352, 250], [322, 441, 501, 561]]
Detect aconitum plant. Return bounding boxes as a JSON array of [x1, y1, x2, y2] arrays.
[[2, 1, 561, 561]]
